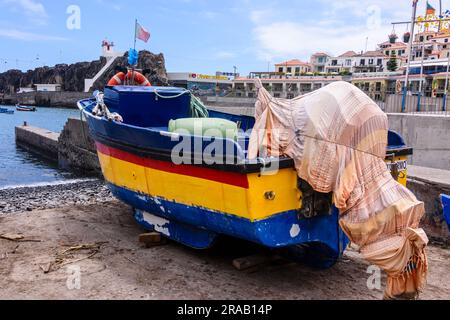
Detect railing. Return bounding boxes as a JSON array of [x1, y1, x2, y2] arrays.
[[366, 91, 450, 115]]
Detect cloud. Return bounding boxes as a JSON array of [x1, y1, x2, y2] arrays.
[[2, 0, 48, 24], [253, 21, 394, 61], [200, 11, 218, 20], [0, 29, 67, 41], [215, 51, 236, 59], [95, 0, 122, 11], [250, 9, 272, 24], [249, 0, 416, 61]]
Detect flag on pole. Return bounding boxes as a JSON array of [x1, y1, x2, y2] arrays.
[[135, 22, 151, 43], [426, 1, 436, 15]]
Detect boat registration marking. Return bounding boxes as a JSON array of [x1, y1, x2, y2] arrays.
[[386, 160, 407, 172]]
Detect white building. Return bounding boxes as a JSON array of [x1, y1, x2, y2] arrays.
[[17, 87, 35, 93], [84, 39, 125, 92], [379, 41, 408, 58], [325, 51, 358, 74], [233, 74, 343, 99], [324, 50, 391, 74], [35, 84, 61, 92], [354, 51, 390, 73], [310, 53, 330, 73]]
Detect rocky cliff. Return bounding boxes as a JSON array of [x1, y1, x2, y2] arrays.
[[92, 51, 169, 90], [0, 50, 169, 93]]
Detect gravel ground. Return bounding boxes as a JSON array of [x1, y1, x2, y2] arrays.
[[0, 180, 449, 300], [0, 202, 449, 300], [0, 180, 114, 214]]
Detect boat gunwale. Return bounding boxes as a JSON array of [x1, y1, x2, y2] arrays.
[[78, 98, 413, 174]]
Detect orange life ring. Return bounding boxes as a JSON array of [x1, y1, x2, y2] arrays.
[[107, 70, 151, 86]]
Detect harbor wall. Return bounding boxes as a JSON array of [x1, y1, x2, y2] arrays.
[[58, 118, 101, 175], [206, 96, 256, 107], [408, 166, 450, 244], [1, 92, 92, 108], [387, 113, 450, 171]]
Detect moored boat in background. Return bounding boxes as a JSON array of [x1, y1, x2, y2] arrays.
[[0, 107, 14, 115], [16, 104, 37, 112]]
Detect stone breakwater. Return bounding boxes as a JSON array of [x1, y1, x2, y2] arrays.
[[0, 180, 115, 214]]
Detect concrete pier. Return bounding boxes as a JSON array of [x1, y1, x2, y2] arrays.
[[15, 125, 60, 161], [15, 119, 101, 175]]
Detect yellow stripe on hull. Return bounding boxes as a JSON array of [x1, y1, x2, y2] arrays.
[[97, 151, 302, 222]]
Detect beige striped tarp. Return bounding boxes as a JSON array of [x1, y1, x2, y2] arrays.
[[249, 80, 428, 299]]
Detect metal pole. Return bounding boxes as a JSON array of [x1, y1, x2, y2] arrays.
[[443, 54, 450, 112], [439, 0, 443, 31], [418, 26, 426, 112], [402, 0, 419, 113], [134, 19, 137, 51]]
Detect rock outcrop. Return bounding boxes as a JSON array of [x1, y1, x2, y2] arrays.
[[92, 51, 169, 90], [0, 50, 169, 93]]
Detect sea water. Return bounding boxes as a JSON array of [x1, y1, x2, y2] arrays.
[[0, 106, 82, 188]]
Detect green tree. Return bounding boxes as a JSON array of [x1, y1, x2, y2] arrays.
[[387, 52, 398, 72]]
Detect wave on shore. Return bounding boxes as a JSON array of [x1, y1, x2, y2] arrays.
[[0, 178, 99, 191]]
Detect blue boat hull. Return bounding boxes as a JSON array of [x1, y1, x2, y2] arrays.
[[109, 183, 349, 268]]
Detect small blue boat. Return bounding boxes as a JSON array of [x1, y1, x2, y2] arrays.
[[0, 107, 14, 115], [441, 194, 450, 232]]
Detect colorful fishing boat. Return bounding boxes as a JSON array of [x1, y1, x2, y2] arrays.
[[0, 107, 14, 115], [16, 104, 36, 112], [78, 85, 413, 268]]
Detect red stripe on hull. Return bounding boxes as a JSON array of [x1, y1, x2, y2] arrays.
[[96, 142, 250, 189]]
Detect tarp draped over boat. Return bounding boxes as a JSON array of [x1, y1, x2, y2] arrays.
[[249, 80, 428, 299]]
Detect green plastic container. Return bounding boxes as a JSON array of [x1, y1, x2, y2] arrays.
[[168, 118, 238, 140]]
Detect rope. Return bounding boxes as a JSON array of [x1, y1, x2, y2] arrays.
[[190, 94, 209, 118], [153, 89, 190, 99], [153, 89, 209, 118]]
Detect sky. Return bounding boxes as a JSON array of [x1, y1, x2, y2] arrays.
[[0, 0, 445, 75]]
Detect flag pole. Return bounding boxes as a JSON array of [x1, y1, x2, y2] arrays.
[[134, 19, 137, 51]]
